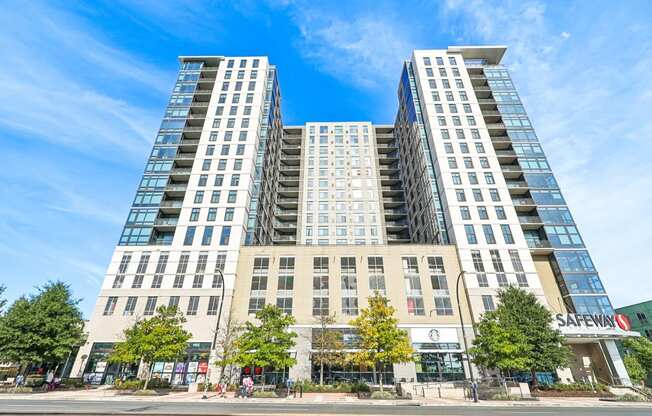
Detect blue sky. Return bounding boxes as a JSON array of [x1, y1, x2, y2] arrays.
[[1, 0, 651, 317]]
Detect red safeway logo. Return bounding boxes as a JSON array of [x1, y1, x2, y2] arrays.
[[615, 314, 631, 331]]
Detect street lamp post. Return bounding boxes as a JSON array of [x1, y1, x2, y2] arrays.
[[455, 270, 478, 402], [202, 269, 225, 399]]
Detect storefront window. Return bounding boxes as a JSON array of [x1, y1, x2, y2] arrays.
[[415, 352, 464, 382], [150, 342, 211, 385]]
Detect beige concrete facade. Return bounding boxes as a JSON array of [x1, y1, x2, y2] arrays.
[[231, 244, 475, 382]]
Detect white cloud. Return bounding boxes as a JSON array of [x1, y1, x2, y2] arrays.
[[285, 4, 414, 89], [442, 0, 652, 307], [0, 1, 169, 161]]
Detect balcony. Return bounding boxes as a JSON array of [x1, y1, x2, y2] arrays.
[[380, 186, 404, 196], [165, 183, 187, 197], [376, 143, 398, 153], [385, 220, 409, 230], [273, 234, 297, 245], [159, 200, 183, 213], [387, 235, 411, 244], [477, 98, 497, 109], [384, 208, 408, 218], [382, 198, 406, 208], [527, 239, 553, 254], [170, 168, 192, 179], [381, 175, 402, 186], [280, 154, 301, 165], [154, 217, 178, 230], [518, 216, 543, 231], [277, 184, 299, 197], [506, 181, 530, 195], [179, 138, 199, 152], [279, 165, 300, 176], [281, 144, 301, 154], [501, 164, 523, 179], [276, 196, 298, 208], [273, 221, 297, 231], [473, 86, 492, 99], [274, 208, 298, 218]]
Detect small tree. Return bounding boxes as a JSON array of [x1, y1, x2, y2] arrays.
[[108, 306, 191, 390], [348, 293, 414, 391], [623, 337, 652, 385], [213, 308, 242, 383], [470, 287, 571, 389], [234, 305, 297, 380], [0, 282, 85, 372], [312, 312, 345, 385], [470, 316, 531, 375]]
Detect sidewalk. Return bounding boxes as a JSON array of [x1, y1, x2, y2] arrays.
[[1, 388, 651, 408]]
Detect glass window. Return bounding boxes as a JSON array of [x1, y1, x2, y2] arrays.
[[184, 226, 196, 245]]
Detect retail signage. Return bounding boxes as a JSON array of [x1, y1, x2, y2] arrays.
[[411, 327, 459, 344], [555, 313, 638, 338], [197, 362, 208, 373]]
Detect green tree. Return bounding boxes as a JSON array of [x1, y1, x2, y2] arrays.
[[213, 308, 242, 383], [348, 293, 414, 391], [470, 319, 531, 373], [234, 305, 297, 379], [0, 281, 85, 371], [108, 306, 191, 390], [312, 312, 345, 385], [469, 286, 571, 389], [623, 337, 652, 385], [624, 354, 646, 385]]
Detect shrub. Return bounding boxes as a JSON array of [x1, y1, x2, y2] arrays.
[[370, 391, 396, 400], [197, 382, 213, 391], [24, 375, 44, 387], [351, 381, 371, 393], [148, 378, 170, 389], [617, 393, 647, 402], [490, 393, 519, 401], [113, 380, 143, 390], [296, 382, 353, 393], [252, 390, 278, 398], [541, 382, 607, 393], [61, 378, 84, 388]]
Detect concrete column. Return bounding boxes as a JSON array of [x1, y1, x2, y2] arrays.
[[603, 339, 631, 386], [289, 327, 312, 382], [393, 362, 417, 383]]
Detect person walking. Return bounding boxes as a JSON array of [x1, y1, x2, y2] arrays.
[[45, 371, 55, 392]]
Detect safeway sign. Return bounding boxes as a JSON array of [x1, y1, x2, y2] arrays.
[[555, 313, 639, 338]]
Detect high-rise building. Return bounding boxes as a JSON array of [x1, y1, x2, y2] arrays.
[[73, 48, 637, 387]]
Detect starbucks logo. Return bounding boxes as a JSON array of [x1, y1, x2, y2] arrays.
[[428, 329, 440, 342]]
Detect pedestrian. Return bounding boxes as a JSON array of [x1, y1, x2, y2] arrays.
[[239, 377, 248, 399], [45, 371, 55, 392], [15, 373, 24, 387], [286, 377, 294, 398], [244, 376, 253, 398]]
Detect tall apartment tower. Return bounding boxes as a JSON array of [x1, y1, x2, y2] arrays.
[[72, 56, 283, 383], [74, 48, 631, 387], [396, 46, 612, 319]]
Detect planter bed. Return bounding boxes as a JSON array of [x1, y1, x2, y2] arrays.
[[534, 390, 613, 398]]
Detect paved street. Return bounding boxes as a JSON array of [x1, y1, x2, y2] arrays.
[[0, 399, 651, 416]]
